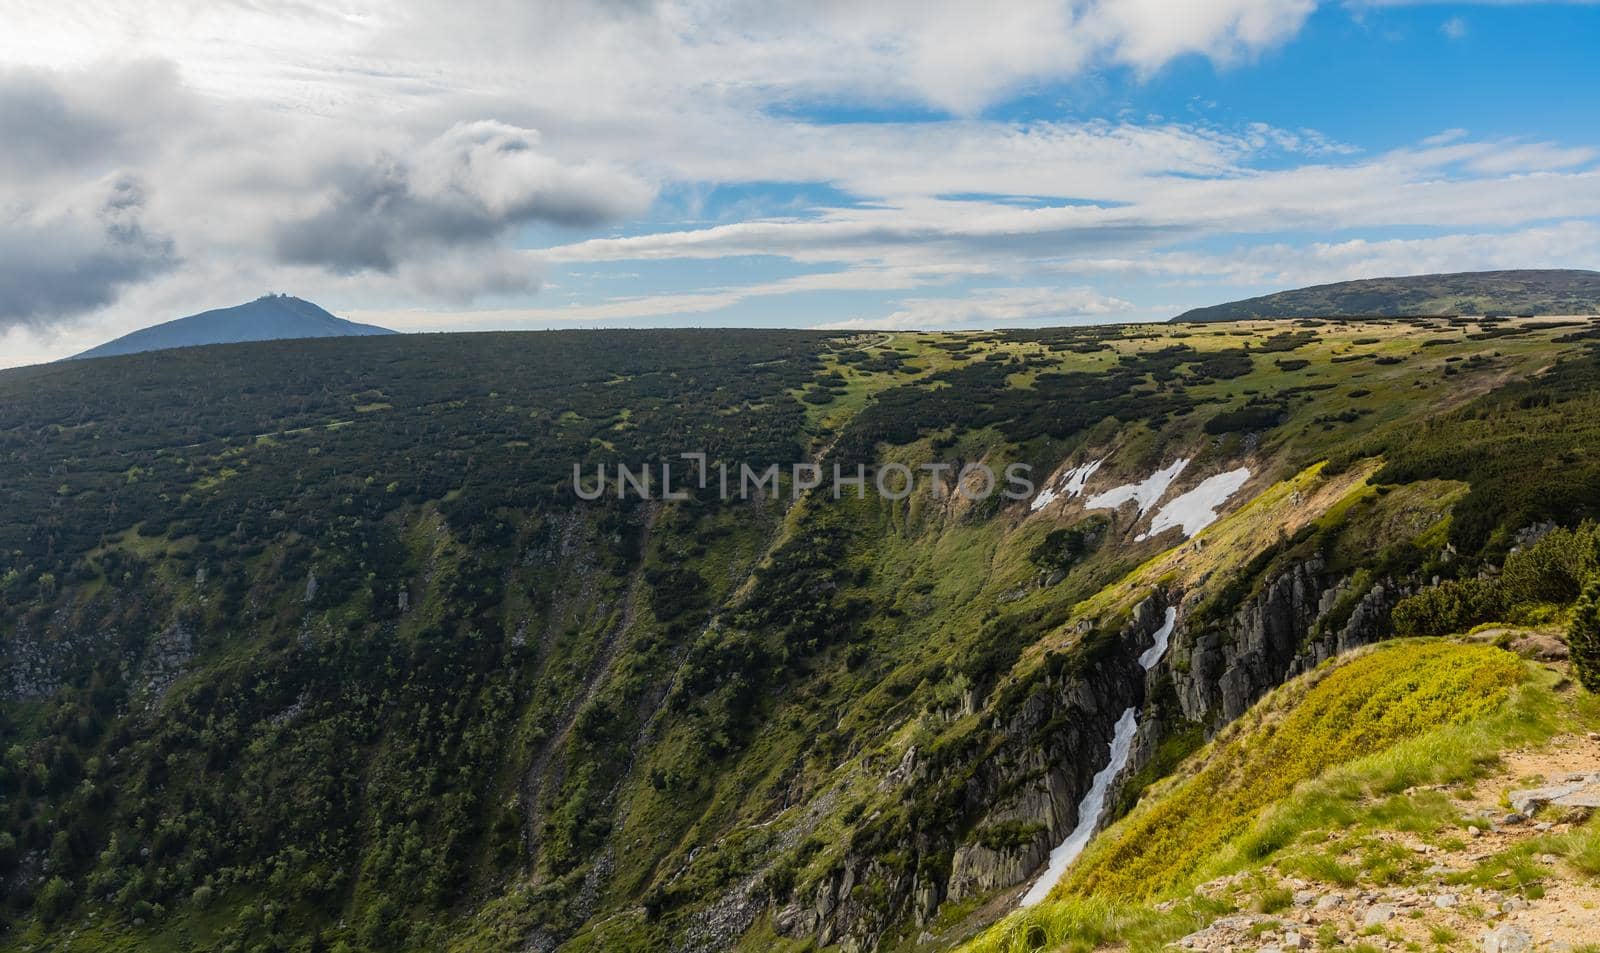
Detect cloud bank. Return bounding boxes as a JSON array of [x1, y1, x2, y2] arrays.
[[0, 1, 1598, 364]]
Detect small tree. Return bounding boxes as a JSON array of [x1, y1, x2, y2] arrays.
[[1569, 579, 1600, 693], [36, 876, 73, 923]]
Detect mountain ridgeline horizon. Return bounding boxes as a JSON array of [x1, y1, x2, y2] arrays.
[[56, 269, 1600, 369], [1173, 268, 1600, 323], [4, 310, 1600, 952], [68, 294, 394, 362]]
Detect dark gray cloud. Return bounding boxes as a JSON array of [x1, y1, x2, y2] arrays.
[[0, 61, 190, 182], [274, 121, 653, 274], [0, 175, 179, 329], [0, 62, 189, 330]]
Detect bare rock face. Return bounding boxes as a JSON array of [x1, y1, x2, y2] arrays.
[[1170, 557, 1407, 730], [1510, 774, 1600, 815], [1173, 557, 1325, 726], [1504, 630, 1568, 661], [136, 620, 195, 702], [946, 841, 1044, 900], [773, 597, 1157, 949]]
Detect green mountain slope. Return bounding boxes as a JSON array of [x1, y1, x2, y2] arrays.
[[4, 315, 1600, 952], [1173, 269, 1600, 322]]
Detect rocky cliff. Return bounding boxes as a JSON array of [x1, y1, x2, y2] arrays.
[[1169, 557, 1413, 730], [773, 600, 1159, 950], [771, 553, 1417, 951]]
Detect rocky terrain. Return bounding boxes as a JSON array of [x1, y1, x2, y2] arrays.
[[1170, 735, 1600, 953]]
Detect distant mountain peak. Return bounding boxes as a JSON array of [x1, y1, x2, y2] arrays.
[[1173, 268, 1600, 323], [70, 295, 395, 361]]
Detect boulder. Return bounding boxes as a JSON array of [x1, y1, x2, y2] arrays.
[[1509, 775, 1600, 815], [1481, 924, 1533, 953]]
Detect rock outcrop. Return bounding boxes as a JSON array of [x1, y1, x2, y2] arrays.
[[774, 597, 1161, 950], [1170, 557, 1408, 729]]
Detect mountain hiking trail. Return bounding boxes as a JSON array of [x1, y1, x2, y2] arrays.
[[1172, 717, 1600, 952]]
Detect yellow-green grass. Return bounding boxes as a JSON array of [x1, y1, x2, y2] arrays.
[[960, 640, 1542, 953], [1063, 641, 1521, 900]]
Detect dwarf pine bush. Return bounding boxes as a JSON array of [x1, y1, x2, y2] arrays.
[[1568, 579, 1600, 693]]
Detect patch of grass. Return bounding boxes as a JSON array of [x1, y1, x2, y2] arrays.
[[1252, 886, 1294, 914], [953, 894, 1232, 953], [1521, 812, 1600, 878], [1279, 850, 1360, 887]]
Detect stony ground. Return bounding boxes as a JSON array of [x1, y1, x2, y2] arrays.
[[1167, 732, 1600, 953]]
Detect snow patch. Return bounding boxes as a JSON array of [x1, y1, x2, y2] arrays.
[[1019, 706, 1139, 907], [1030, 457, 1105, 513], [1062, 458, 1104, 497], [1136, 467, 1252, 541], [1029, 484, 1061, 513], [1138, 606, 1177, 670], [1084, 458, 1189, 515]]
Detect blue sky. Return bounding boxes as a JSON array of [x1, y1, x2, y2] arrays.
[[2, 1, 1599, 365]]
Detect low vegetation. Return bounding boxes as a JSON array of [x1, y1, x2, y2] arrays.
[[5, 316, 1600, 951]]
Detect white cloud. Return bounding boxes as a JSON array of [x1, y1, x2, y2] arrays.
[[815, 286, 1135, 330], [350, 263, 993, 329], [0, 0, 1598, 366], [0, 1, 1319, 118], [537, 139, 1600, 271], [1057, 220, 1600, 291], [0, 174, 178, 330], [273, 120, 652, 274], [1087, 0, 1315, 73], [1441, 16, 1468, 39]]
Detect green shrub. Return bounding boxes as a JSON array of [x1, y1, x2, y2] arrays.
[[1028, 518, 1107, 575], [1390, 577, 1506, 636], [1568, 579, 1600, 693], [36, 875, 73, 923], [1502, 523, 1600, 605]]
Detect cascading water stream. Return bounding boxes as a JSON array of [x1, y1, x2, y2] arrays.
[[1018, 603, 1174, 907], [1137, 606, 1177, 670], [1017, 706, 1137, 906]]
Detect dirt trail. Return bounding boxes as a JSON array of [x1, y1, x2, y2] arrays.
[[1177, 724, 1600, 952]]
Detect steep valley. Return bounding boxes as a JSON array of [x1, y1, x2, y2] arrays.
[[4, 317, 1600, 952]]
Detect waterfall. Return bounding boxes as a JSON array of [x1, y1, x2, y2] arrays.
[[1018, 706, 1139, 907], [1137, 606, 1177, 670]]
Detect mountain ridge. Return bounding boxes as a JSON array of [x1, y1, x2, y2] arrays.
[[69, 294, 394, 360], [1173, 268, 1600, 323]]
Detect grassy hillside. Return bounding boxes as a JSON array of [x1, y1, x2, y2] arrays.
[[4, 315, 1600, 951], [1174, 269, 1600, 322], [1061, 642, 1523, 901], [961, 641, 1600, 953]]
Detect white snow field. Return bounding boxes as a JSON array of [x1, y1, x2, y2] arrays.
[[1084, 458, 1189, 516], [1137, 606, 1177, 670], [1030, 457, 1105, 513], [1136, 466, 1252, 541]]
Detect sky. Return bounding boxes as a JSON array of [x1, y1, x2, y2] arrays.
[[2, 1, 1599, 367]]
